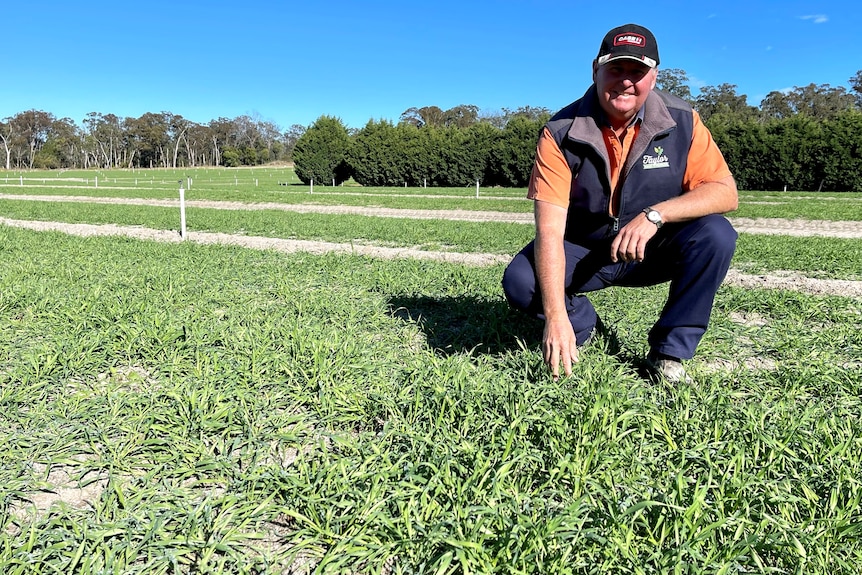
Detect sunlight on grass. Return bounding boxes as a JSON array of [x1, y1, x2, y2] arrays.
[[1, 223, 861, 573]]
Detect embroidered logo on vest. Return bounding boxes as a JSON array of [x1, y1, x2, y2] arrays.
[[643, 146, 670, 170]]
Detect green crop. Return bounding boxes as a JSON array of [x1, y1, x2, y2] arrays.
[[0, 170, 861, 573]]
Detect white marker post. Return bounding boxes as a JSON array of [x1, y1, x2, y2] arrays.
[[476, 179, 480, 199], [178, 181, 187, 240]]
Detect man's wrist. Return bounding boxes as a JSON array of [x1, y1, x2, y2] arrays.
[[643, 207, 663, 228], [544, 310, 570, 323]]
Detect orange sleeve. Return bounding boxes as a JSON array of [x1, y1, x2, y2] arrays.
[[527, 127, 571, 208], [683, 110, 732, 191]]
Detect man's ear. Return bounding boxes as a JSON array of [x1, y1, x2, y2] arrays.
[[592, 59, 599, 82]]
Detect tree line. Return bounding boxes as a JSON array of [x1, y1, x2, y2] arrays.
[[0, 111, 307, 171], [4, 70, 862, 191]]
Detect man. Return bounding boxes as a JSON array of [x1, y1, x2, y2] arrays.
[[502, 23, 738, 383]]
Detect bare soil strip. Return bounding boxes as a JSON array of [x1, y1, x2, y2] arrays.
[[4, 193, 862, 239], [2, 217, 860, 298], [729, 217, 862, 239]]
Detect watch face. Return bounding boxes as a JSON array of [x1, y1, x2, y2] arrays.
[[646, 210, 662, 226]]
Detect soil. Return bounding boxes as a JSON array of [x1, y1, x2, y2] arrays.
[[1, 194, 861, 298]]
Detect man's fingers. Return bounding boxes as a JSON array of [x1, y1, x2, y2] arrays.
[[550, 356, 564, 380], [542, 321, 579, 379], [561, 355, 572, 378], [546, 346, 579, 379], [611, 236, 647, 263]]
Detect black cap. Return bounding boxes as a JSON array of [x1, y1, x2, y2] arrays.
[[596, 24, 660, 68]]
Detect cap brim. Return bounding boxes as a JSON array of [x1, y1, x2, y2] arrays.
[[597, 54, 657, 68]]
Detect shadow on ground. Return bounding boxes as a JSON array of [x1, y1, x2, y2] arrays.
[[387, 295, 543, 356], [387, 293, 636, 383]]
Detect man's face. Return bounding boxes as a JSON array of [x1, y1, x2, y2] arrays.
[[593, 59, 657, 128]]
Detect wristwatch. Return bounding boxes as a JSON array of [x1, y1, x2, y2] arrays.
[[643, 207, 663, 228]]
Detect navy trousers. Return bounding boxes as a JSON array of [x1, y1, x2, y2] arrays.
[[501, 215, 738, 360]]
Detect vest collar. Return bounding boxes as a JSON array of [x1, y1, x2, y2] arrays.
[[565, 85, 677, 145]]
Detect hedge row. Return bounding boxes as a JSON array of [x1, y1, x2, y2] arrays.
[[294, 110, 862, 192]]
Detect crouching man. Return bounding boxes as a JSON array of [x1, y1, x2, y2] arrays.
[[502, 24, 738, 382]]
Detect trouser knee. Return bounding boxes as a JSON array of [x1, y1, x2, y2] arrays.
[[688, 215, 738, 260], [502, 246, 539, 313]]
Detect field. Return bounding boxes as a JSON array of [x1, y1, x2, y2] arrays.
[[1, 167, 861, 574]]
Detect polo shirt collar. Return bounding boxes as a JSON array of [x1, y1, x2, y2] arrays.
[[598, 104, 645, 130]]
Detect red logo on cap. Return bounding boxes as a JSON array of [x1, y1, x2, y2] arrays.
[[614, 33, 645, 47]]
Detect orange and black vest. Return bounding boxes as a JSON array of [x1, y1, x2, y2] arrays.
[[546, 86, 694, 246]]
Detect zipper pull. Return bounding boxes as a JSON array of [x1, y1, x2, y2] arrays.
[[611, 217, 620, 234]]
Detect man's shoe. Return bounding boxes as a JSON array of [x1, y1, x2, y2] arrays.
[[646, 352, 692, 384]]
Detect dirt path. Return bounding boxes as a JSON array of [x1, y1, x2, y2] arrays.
[[4, 193, 862, 238], [2, 215, 861, 298]]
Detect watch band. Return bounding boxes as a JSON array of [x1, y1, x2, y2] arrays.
[[643, 207, 663, 228]]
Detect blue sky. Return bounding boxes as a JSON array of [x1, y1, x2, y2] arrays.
[[4, 1, 860, 131]]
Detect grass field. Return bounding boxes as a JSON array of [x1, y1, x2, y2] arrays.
[[1, 167, 861, 574]]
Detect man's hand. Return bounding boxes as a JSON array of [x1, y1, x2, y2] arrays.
[[542, 317, 579, 379], [610, 174, 738, 263], [610, 212, 658, 263]]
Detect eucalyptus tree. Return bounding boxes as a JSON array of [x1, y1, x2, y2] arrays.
[[656, 68, 693, 103], [4, 109, 56, 169], [282, 124, 306, 162], [164, 113, 195, 168], [256, 118, 283, 164], [760, 83, 856, 120], [39, 117, 81, 168], [399, 105, 480, 128], [207, 117, 237, 166], [0, 119, 12, 170], [758, 92, 795, 120], [694, 83, 757, 123], [851, 70, 862, 108], [478, 108, 507, 129], [400, 106, 446, 128], [83, 112, 124, 168], [504, 105, 552, 122], [124, 112, 170, 168], [232, 114, 261, 150], [184, 122, 212, 167], [443, 104, 479, 128]]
